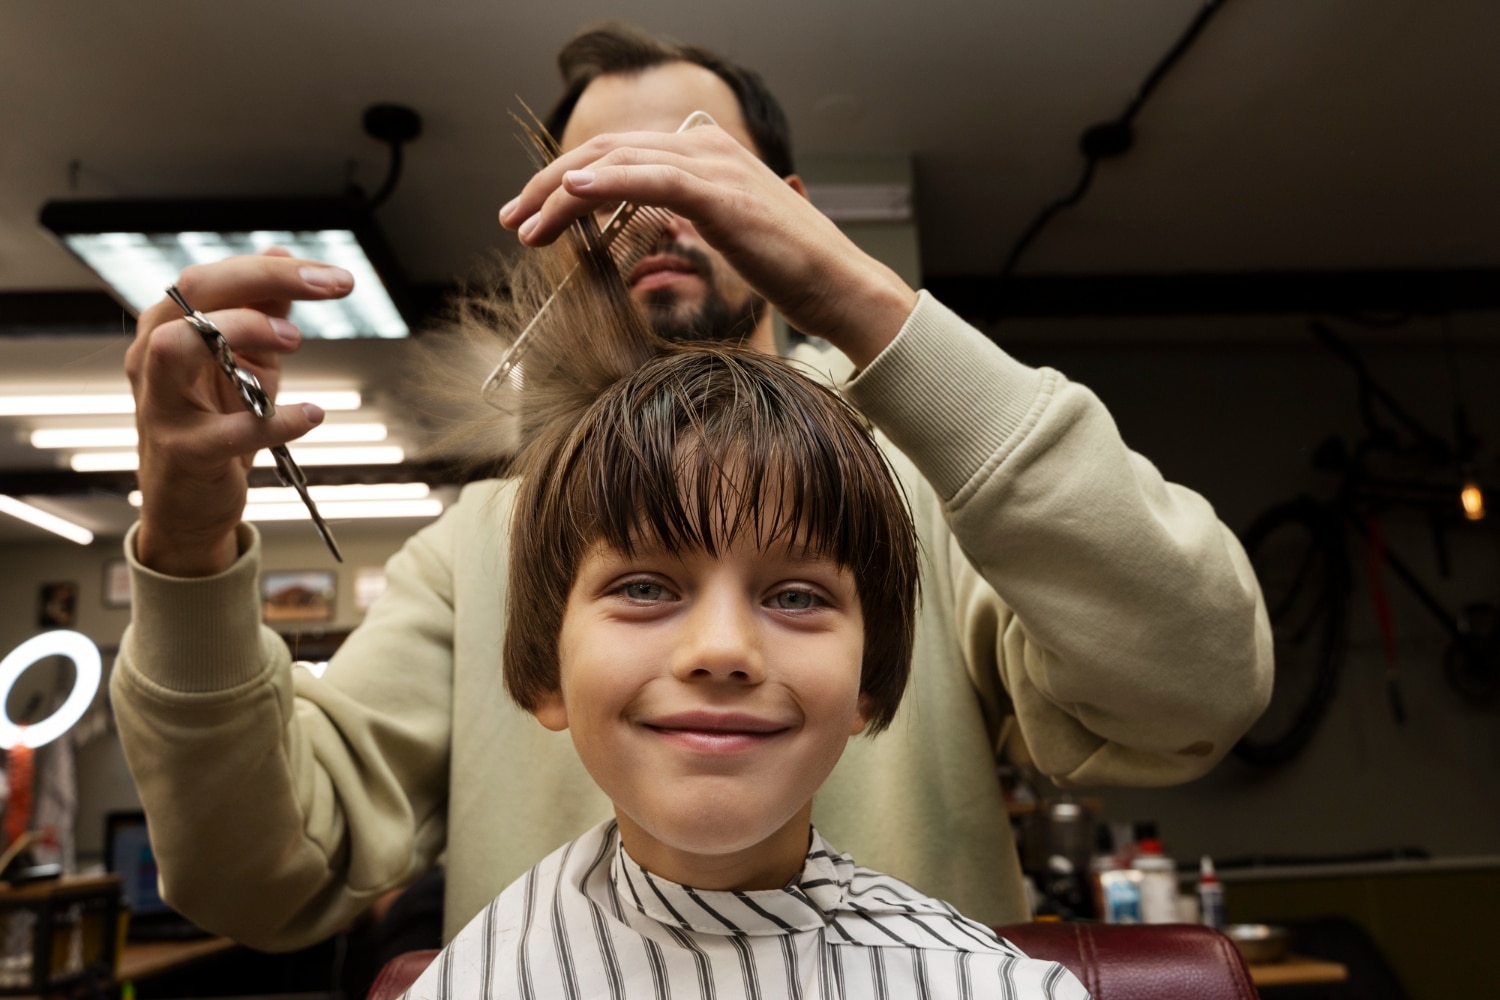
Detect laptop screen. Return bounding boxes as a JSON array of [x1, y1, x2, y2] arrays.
[[104, 811, 172, 917]]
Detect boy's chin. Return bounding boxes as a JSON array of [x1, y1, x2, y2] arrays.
[[615, 802, 815, 891]]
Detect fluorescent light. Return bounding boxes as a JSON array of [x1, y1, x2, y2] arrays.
[[69, 452, 145, 472], [61, 231, 408, 338], [33, 422, 386, 449], [71, 444, 404, 472], [0, 395, 135, 416], [262, 445, 404, 467], [31, 427, 139, 449], [0, 495, 95, 545], [127, 482, 429, 506], [280, 391, 363, 411], [244, 499, 444, 521], [0, 390, 360, 417], [40, 199, 415, 340]]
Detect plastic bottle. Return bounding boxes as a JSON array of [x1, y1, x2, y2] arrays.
[[1197, 855, 1225, 929], [1131, 836, 1179, 924]]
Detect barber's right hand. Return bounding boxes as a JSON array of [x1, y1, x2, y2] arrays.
[[125, 250, 354, 578]]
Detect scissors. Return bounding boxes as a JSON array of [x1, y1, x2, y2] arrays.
[[165, 286, 344, 562]]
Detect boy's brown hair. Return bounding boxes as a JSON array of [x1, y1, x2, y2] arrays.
[[503, 343, 920, 732]]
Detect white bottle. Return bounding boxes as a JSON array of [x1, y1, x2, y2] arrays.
[[1132, 837, 1179, 924], [1197, 855, 1225, 929]]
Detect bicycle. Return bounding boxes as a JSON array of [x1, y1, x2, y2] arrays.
[[1233, 321, 1500, 768]]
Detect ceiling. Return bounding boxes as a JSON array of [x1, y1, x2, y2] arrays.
[[3, 0, 1499, 543]]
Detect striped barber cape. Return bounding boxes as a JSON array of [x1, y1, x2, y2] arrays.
[[401, 820, 1089, 1000]]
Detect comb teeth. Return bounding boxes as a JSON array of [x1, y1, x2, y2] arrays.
[[605, 204, 673, 275]]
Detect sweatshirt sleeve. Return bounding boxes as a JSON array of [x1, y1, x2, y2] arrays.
[[110, 500, 464, 951], [844, 291, 1273, 786]]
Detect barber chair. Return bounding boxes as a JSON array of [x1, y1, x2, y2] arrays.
[[367, 922, 1258, 999]]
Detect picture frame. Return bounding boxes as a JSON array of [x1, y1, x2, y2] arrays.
[[261, 569, 337, 624], [102, 557, 132, 609], [37, 581, 78, 628]]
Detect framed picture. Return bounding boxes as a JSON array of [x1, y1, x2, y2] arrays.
[[261, 569, 337, 624], [38, 581, 78, 628], [102, 557, 132, 609]]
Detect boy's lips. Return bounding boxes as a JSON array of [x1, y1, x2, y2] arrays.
[[642, 710, 792, 752]]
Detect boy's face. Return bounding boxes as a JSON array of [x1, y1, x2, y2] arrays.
[[534, 532, 869, 891]]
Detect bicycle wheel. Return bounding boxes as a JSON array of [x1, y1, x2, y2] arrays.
[[1232, 497, 1351, 767]]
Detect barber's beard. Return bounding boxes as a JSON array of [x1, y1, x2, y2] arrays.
[[640, 243, 766, 345]]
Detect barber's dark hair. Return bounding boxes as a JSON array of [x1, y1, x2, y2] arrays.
[[544, 22, 795, 178]]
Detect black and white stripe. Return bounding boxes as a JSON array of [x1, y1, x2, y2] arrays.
[[401, 821, 1090, 1000]]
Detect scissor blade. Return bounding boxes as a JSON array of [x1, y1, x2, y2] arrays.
[[273, 445, 344, 562]]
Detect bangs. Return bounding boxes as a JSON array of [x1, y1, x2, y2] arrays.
[[560, 349, 898, 571]]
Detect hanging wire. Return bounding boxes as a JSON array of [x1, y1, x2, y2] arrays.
[[1000, 0, 1234, 279]]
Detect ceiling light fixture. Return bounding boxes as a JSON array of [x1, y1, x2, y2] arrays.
[[242, 498, 444, 522], [0, 495, 95, 545], [32, 421, 388, 450], [38, 104, 425, 341], [39, 199, 414, 339], [69, 444, 404, 473], [0, 390, 362, 417], [127, 482, 430, 506]]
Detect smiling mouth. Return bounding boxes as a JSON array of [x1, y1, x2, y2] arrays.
[[644, 712, 791, 750]]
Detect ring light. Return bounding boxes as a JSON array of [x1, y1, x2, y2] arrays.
[[0, 631, 102, 749]]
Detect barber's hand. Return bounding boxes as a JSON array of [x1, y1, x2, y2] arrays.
[[125, 249, 353, 577], [498, 124, 919, 367]]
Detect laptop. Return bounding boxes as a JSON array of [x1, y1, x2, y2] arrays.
[[104, 810, 210, 941]]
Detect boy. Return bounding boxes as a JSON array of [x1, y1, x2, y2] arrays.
[[400, 334, 1089, 996]]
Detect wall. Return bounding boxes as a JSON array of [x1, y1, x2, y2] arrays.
[[0, 518, 426, 864], [985, 310, 1500, 867]]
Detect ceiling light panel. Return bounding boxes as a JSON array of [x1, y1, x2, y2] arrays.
[[32, 422, 387, 449], [40, 198, 415, 340], [63, 231, 407, 339], [0, 390, 362, 417]]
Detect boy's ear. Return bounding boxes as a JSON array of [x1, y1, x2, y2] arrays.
[[849, 693, 875, 736], [532, 690, 569, 732]]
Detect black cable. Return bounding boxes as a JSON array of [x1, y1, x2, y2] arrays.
[[361, 104, 423, 211], [1000, 0, 1233, 278], [367, 142, 405, 210]]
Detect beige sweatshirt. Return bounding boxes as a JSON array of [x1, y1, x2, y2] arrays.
[[111, 292, 1271, 951]]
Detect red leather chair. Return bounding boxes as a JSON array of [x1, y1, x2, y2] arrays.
[[996, 922, 1258, 1000], [368, 923, 1258, 999]]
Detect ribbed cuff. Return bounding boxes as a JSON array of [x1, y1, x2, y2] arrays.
[[123, 521, 270, 693], [844, 290, 1045, 501]]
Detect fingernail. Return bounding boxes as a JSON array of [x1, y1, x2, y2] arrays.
[[564, 169, 596, 189], [500, 197, 519, 221], [269, 317, 300, 347], [518, 215, 540, 240], [302, 403, 325, 426], [300, 266, 353, 291]]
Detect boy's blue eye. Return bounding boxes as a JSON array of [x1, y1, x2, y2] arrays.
[[622, 581, 669, 602], [770, 589, 820, 611]]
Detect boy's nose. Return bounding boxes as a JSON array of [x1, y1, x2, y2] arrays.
[[672, 594, 765, 684]]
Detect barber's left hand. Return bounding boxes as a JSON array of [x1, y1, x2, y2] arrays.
[[498, 124, 918, 367]]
